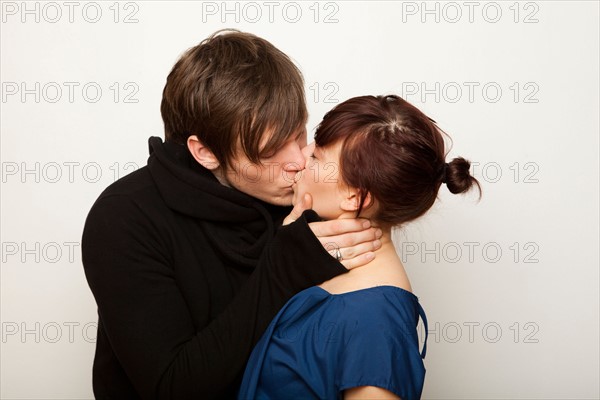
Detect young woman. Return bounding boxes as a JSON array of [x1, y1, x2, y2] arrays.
[[238, 95, 481, 400]]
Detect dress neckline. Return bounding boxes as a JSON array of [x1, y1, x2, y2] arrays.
[[313, 285, 419, 301]]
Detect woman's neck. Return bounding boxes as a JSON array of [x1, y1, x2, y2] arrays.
[[318, 225, 414, 295]]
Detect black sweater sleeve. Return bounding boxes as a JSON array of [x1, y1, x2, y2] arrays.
[[82, 194, 346, 399]]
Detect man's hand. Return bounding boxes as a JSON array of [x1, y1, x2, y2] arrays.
[[283, 193, 382, 270]]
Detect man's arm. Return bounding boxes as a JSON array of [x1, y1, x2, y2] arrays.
[[82, 194, 349, 398]]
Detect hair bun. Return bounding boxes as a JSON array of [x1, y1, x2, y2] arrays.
[[445, 157, 482, 198]]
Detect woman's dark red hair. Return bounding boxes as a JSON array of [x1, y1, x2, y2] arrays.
[[314, 95, 481, 226]]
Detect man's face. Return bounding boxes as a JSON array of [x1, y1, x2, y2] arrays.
[[221, 129, 307, 206]]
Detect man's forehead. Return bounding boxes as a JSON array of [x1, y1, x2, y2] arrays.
[[259, 125, 306, 147]]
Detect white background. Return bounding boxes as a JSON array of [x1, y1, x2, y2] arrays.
[[1, 1, 599, 399]]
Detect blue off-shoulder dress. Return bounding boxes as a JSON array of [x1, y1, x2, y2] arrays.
[[238, 285, 428, 400]]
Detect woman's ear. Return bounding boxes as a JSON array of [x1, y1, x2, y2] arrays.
[[187, 135, 220, 170], [340, 189, 373, 212]]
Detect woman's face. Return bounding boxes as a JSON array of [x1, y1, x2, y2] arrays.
[[292, 141, 349, 220]]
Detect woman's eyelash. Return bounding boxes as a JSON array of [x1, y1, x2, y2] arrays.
[[310, 153, 316, 159]]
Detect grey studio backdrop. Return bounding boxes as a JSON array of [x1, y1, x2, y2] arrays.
[[1, 1, 598, 399]]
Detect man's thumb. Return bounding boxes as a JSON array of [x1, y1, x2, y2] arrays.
[[283, 193, 313, 225]]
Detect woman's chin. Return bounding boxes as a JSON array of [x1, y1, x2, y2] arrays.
[[291, 190, 300, 207]]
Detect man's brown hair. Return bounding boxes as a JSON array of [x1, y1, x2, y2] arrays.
[[160, 29, 307, 169]]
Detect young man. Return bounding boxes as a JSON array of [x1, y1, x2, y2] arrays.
[[81, 30, 381, 398]]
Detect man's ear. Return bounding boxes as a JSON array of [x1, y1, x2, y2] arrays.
[[187, 135, 220, 170], [340, 189, 373, 212]]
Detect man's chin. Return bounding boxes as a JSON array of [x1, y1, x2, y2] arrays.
[[261, 191, 294, 207]]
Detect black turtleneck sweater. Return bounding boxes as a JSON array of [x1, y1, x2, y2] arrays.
[[82, 137, 347, 399]]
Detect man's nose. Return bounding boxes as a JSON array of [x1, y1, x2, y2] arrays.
[[301, 142, 315, 160], [293, 169, 304, 184], [283, 143, 308, 172]]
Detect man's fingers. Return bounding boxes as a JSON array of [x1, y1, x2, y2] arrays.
[[338, 240, 382, 260], [310, 218, 382, 269], [309, 218, 372, 237], [316, 227, 382, 249], [282, 193, 313, 225], [303, 193, 313, 209], [341, 251, 376, 270]]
